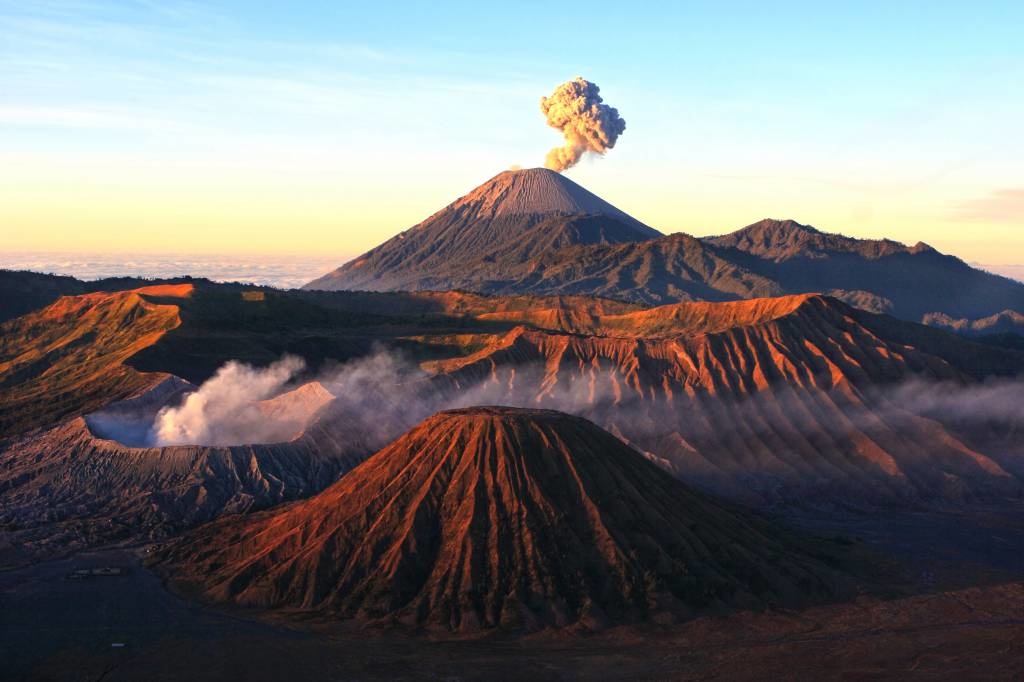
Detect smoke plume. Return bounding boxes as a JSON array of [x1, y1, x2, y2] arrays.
[[131, 346, 1023, 510], [541, 77, 626, 172], [151, 356, 307, 446]]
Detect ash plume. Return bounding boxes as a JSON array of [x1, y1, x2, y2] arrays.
[[541, 76, 626, 172]]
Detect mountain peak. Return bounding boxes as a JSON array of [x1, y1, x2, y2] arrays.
[[304, 168, 659, 292], [759, 217, 819, 230], [700, 218, 828, 258], [452, 167, 657, 235], [704, 218, 910, 262], [737, 218, 822, 239], [156, 407, 849, 631]]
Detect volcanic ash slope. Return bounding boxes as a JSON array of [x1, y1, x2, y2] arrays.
[[156, 407, 855, 633]]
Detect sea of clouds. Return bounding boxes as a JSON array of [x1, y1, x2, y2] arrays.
[[0, 252, 348, 290]]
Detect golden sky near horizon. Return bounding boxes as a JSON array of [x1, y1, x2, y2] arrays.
[[2, 2, 1021, 266], [4, 158, 1022, 265]]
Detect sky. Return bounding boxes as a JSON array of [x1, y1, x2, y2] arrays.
[[2, 1, 1022, 266]]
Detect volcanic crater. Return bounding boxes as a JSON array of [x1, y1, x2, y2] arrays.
[[0, 375, 372, 565], [84, 374, 335, 448]]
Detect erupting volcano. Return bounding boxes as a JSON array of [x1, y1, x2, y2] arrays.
[[7, 8, 1024, 677]]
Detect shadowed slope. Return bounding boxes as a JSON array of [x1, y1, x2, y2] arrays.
[[429, 295, 1024, 507], [305, 168, 659, 292], [703, 219, 1024, 321], [157, 407, 852, 632], [0, 284, 193, 436]]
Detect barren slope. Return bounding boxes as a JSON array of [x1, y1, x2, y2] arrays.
[[305, 168, 660, 292], [428, 295, 1024, 507], [0, 284, 193, 436], [157, 407, 853, 632]]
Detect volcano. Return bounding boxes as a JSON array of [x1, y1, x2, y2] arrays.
[[303, 171, 1024, 328], [156, 407, 852, 632], [304, 167, 661, 292], [0, 375, 372, 565]]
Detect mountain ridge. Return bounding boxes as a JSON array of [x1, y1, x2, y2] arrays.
[[304, 171, 1024, 326], [3, 283, 1022, 567], [701, 218, 935, 261]]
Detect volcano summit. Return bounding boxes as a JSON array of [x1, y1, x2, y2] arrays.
[[156, 407, 853, 632], [305, 167, 660, 293]]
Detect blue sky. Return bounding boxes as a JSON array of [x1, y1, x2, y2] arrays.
[[2, 1, 1022, 262]]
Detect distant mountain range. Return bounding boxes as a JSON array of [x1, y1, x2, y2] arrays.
[[305, 168, 1024, 330], [978, 263, 1024, 283]]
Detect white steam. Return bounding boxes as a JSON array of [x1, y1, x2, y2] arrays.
[[140, 347, 1024, 506], [151, 356, 307, 446]]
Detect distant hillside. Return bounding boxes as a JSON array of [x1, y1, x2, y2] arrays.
[[303, 171, 1024, 327], [922, 309, 1024, 336], [0, 270, 198, 323], [702, 219, 1024, 321]]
